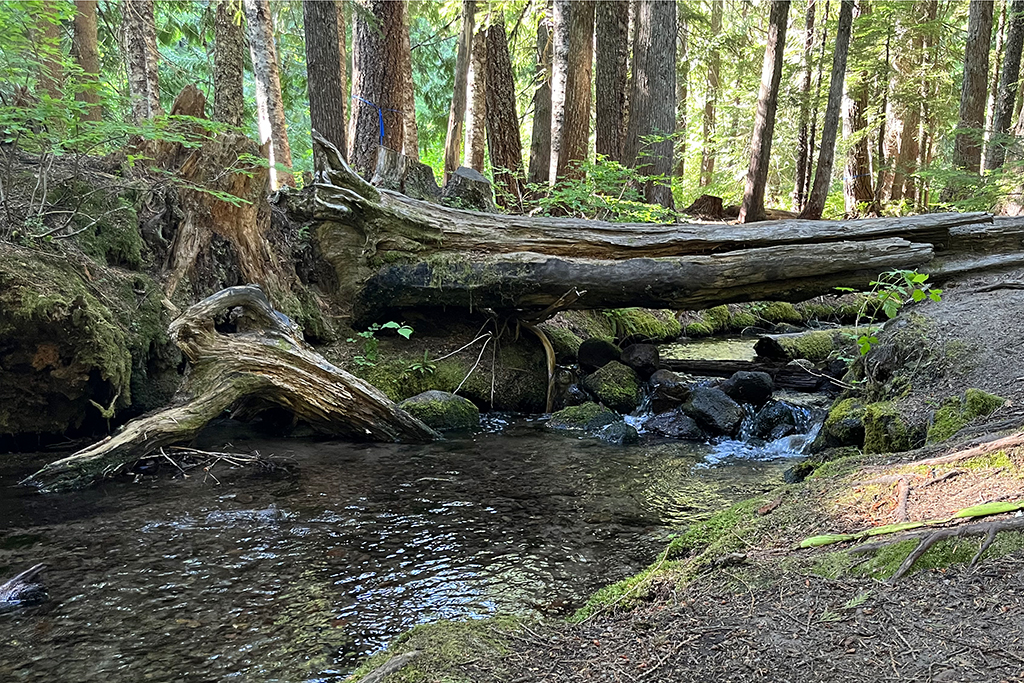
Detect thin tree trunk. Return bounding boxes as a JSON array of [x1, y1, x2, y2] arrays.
[[213, 0, 245, 128], [843, 1, 873, 216], [596, 0, 629, 163], [739, 0, 790, 223], [700, 0, 722, 187], [549, 0, 571, 183], [72, 0, 101, 122], [527, 14, 553, 185], [244, 0, 294, 189], [304, 0, 348, 168], [675, 8, 689, 177], [806, 0, 830, 200], [986, 0, 1024, 170], [891, 5, 924, 203], [624, 0, 676, 208], [800, 0, 855, 220], [985, 0, 1008, 165], [950, 0, 995, 176], [443, 0, 475, 184], [918, 0, 939, 210], [123, 0, 163, 122], [398, 0, 419, 160], [555, 0, 593, 181], [348, 0, 404, 178], [484, 21, 525, 210], [794, 0, 816, 210], [466, 27, 487, 172], [37, 1, 63, 102]]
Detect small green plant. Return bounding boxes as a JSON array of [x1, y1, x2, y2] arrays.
[[407, 350, 436, 376], [837, 269, 942, 355], [347, 321, 413, 368]]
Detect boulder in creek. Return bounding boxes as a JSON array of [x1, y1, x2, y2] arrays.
[[749, 401, 799, 441], [547, 402, 619, 431], [620, 343, 660, 380], [581, 361, 643, 415], [682, 387, 744, 437], [644, 408, 706, 440], [648, 369, 692, 414], [598, 421, 640, 445], [398, 390, 480, 432], [719, 370, 774, 407], [578, 338, 622, 373]]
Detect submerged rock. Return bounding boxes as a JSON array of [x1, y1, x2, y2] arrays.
[[0, 564, 47, 611], [620, 343, 659, 379], [581, 361, 642, 414], [598, 421, 640, 445], [749, 401, 799, 441], [547, 402, 619, 431], [644, 408, 705, 440], [648, 369, 692, 414], [719, 370, 774, 407], [399, 390, 479, 431], [682, 387, 743, 436], [578, 338, 622, 373]]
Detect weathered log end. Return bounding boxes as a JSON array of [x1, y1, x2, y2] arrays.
[[22, 285, 438, 493]]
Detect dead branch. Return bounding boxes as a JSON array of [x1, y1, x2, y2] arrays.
[[914, 431, 1024, 468]]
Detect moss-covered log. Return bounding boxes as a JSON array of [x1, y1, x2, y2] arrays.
[[21, 285, 438, 493]]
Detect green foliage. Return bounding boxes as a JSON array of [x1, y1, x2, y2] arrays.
[[837, 270, 941, 355], [346, 321, 414, 368]]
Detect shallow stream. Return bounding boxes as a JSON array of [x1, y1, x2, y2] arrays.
[[1, 417, 799, 682]]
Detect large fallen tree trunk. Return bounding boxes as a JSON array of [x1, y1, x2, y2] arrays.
[[21, 286, 438, 493], [296, 133, 1024, 322]]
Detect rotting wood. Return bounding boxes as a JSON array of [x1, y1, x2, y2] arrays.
[[21, 285, 438, 493], [914, 430, 1023, 468]]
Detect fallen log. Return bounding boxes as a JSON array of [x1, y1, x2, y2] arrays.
[[21, 285, 438, 493], [659, 358, 834, 391]]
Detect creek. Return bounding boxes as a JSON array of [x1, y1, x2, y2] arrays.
[[0, 415, 805, 682]]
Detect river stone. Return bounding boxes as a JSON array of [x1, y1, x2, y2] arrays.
[[547, 402, 619, 431], [578, 338, 622, 373], [620, 343, 659, 379], [749, 401, 798, 441], [441, 166, 497, 212], [644, 408, 705, 440], [810, 398, 866, 452], [648, 369, 692, 414], [399, 390, 479, 431], [598, 421, 640, 445], [719, 370, 774, 407], [682, 387, 743, 436], [581, 361, 643, 415]]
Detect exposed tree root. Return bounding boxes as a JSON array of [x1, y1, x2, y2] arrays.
[[850, 516, 1024, 581], [21, 285, 438, 493]]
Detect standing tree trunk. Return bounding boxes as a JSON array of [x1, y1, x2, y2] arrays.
[[72, 0, 101, 122], [348, 0, 405, 178], [950, 0, 995, 177], [891, 6, 923, 203], [806, 0, 830, 201], [443, 0, 475, 184], [624, 0, 676, 209], [123, 0, 163, 122], [465, 28, 487, 172], [985, 0, 1008, 166], [595, 0, 629, 163], [794, 0, 816, 210], [527, 14, 553, 185], [244, 0, 294, 189], [213, 0, 245, 128], [555, 0, 593, 181], [548, 0, 571, 183], [675, 7, 689, 177], [843, 1, 874, 216], [800, 0, 855, 220], [484, 21, 525, 210], [918, 0, 939, 209], [36, 1, 63, 102], [739, 0, 790, 223], [398, 0, 419, 160], [304, 0, 348, 168], [700, 0, 722, 187], [986, 0, 1024, 170]]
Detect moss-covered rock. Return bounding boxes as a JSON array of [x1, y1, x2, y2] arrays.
[[581, 361, 643, 414], [547, 402, 619, 431], [49, 178, 144, 270], [754, 301, 803, 325], [683, 305, 730, 337], [399, 390, 479, 431], [602, 308, 681, 342], [926, 388, 1006, 444], [728, 311, 758, 329], [863, 401, 913, 454], [811, 398, 866, 451], [755, 330, 838, 362]]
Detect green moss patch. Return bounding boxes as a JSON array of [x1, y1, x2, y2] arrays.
[[580, 361, 642, 414], [547, 402, 619, 431], [399, 390, 479, 431], [927, 389, 1005, 444], [863, 401, 913, 454], [602, 308, 681, 342]]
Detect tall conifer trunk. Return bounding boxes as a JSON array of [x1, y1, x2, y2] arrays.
[[527, 14, 553, 185], [555, 0, 593, 181], [123, 0, 163, 122], [484, 21, 526, 209], [304, 0, 348, 166], [244, 0, 294, 188], [595, 0, 628, 163], [213, 0, 245, 128], [986, 0, 1024, 170], [700, 0, 722, 187], [794, 0, 816, 210], [443, 0, 475, 183], [72, 0, 101, 122], [465, 28, 487, 172], [950, 0, 995, 178]]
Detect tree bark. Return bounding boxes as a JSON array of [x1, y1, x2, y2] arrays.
[[527, 14, 554, 186], [548, 0, 571, 183], [72, 0, 101, 122], [842, 1, 874, 216], [739, 0, 790, 224], [21, 286, 438, 493], [213, 0, 245, 128], [951, 0, 995, 175], [465, 27, 487, 173], [984, 0, 1008, 167], [800, 0, 854, 220], [484, 21, 526, 210], [986, 0, 1024, 170], [398, 0, 419, 160], [554, 0, 593, 181], [700, 0, 723, 187], [244, 0, 294, 189], [123, 0, 162, 122], [890, 5, 924, 203], [794, 0, 816, 210], [304, 0, 348, 168], [624, 0, 676, 208], [675, 8, 689, 177], [349, 0, 405, 178], [35, 1, 63, 102], [596, 0, 629, 163], [443, 0, 475, 184]]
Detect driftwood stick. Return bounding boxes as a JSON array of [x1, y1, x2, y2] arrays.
[[914, 431, 1022, 468], [894, 478, 910, 523], [358, 650, 422, 683]]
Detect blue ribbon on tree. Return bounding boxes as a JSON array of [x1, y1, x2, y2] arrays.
[[352, 96, 402, 146]]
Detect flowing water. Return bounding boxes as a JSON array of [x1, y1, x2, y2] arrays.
[[0, 417, 803, 682]]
